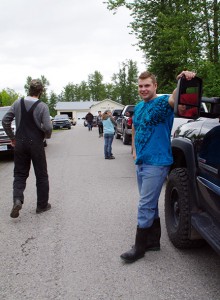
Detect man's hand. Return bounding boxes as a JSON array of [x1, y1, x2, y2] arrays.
[[169, 71, 197, 108], [11, 139, 16, 147], [176, 70, 196, 81], [132, 147, 136, 161]]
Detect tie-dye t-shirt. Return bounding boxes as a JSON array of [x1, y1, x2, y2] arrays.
[[133, 95, 174, 166]]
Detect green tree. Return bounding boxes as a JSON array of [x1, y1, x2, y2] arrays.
[[61, 83, 78, 102], [48, 91, 58, 116], [88, 71, 106, 101], [0, 88, 19, 106], [112, 59, 139, 104], [78, 81, 91, 100], [105, 0, 220, 94]]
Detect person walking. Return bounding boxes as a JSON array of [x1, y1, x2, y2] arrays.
[[97, 110, 103, 137], [85, 112, 94, 131], [120, 70, 196, 263], [2, 79, 52, 218], [102, 110, 117, 159]]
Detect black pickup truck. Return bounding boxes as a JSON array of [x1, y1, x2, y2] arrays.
[[115, 105, 135, 145], [165, 76, 220, 255]]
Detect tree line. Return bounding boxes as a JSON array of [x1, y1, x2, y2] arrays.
[[105, 0, 220, 95], [0, 60, 139, 116], [1, 0, 220, 114]]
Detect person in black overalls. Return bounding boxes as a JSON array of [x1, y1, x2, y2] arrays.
[[2, 79, 52, 218]]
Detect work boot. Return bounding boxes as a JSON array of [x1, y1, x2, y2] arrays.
[[120, 227, 149, 263], [131, 218, 161, 252], [36, 203, 51, 214], [145, 218, 161, 251], [10, 199, 22, 218]]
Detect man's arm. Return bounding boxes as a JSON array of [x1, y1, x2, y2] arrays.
[[110, 116, 117, 127], [132, 124, 136, 160], [41, 105, 52, 139], [168, 70, 196, 108], [2, 110, 15, 140]]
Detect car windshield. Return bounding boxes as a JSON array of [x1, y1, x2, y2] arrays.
[[113, 110, 122, 116], [0, 109, 7, 121], [128, 106, 134, 112], [54, 115, 68, 120]]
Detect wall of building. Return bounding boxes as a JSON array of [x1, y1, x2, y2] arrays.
[[90, 101, 124, 115]]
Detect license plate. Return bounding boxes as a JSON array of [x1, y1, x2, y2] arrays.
[[0, 145, 7, 151]]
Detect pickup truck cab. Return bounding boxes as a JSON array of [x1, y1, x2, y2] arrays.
[[165, 77, 220, 255], [115, 105, 135, 144], [53, 114, 71, 130]]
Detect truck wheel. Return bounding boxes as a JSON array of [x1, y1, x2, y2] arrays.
[[115, 130, 121, 139], [165, 168, 204, 249], [122, 130, 130, 145]]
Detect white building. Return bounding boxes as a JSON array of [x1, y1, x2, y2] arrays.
[[55, 99, 124, 125]]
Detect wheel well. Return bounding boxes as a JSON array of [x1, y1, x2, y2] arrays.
[[170, 141, 200, 212], [171, 147, 187, 172]]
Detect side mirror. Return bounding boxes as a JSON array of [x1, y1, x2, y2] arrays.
[[174, 76, 202, 119]]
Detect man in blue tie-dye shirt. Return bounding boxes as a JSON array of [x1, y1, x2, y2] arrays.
[[120, 70, 196, 263]]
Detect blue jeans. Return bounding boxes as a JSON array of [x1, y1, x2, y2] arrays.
[[136, 164, 170, 228], [88, 122, 93, 131], [104, 133, 114, 158]]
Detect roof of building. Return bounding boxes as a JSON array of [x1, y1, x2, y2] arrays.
[[55, 99, 124, 110], [55, 101, 99, 110]]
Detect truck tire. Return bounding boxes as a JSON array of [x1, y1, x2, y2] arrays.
[[165, 168, 204, 249], [122, 130, 130, 145]]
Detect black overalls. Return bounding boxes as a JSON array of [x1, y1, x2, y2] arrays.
[[13, 99, 49, 209]]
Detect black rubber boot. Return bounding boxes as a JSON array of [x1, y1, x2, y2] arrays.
[[10, 199, 23, 218], [120, 227, 149, 263], [36, 203, 51, 214], [145, 218, 161, 251]]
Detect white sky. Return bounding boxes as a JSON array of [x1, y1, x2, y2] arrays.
[[0, 0, 146, 95]]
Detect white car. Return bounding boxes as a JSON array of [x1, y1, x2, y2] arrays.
[[0, 106, 16, 152]]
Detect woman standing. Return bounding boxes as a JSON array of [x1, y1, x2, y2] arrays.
[[102, 110, 117, 159]]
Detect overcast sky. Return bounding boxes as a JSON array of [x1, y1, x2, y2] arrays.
[[0, 0, 145, 95]]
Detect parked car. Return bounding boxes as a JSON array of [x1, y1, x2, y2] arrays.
[[165, 76, 220, 256], [0, 106, 15, 152], [115, 105, 135, 144], [53, 114, 71, 129], [112, 109, 123, 121]]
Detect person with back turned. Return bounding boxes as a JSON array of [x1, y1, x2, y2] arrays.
[[2, 79, 52, 218]]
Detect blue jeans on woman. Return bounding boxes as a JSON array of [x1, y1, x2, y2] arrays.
[[136, 164, 170, 228], [104, 133, 114, 158]]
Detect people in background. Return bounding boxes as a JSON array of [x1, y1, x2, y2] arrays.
[[85, 112, 94, 131], [102, 110, 117, 159], [97, 110, 103, 137]]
